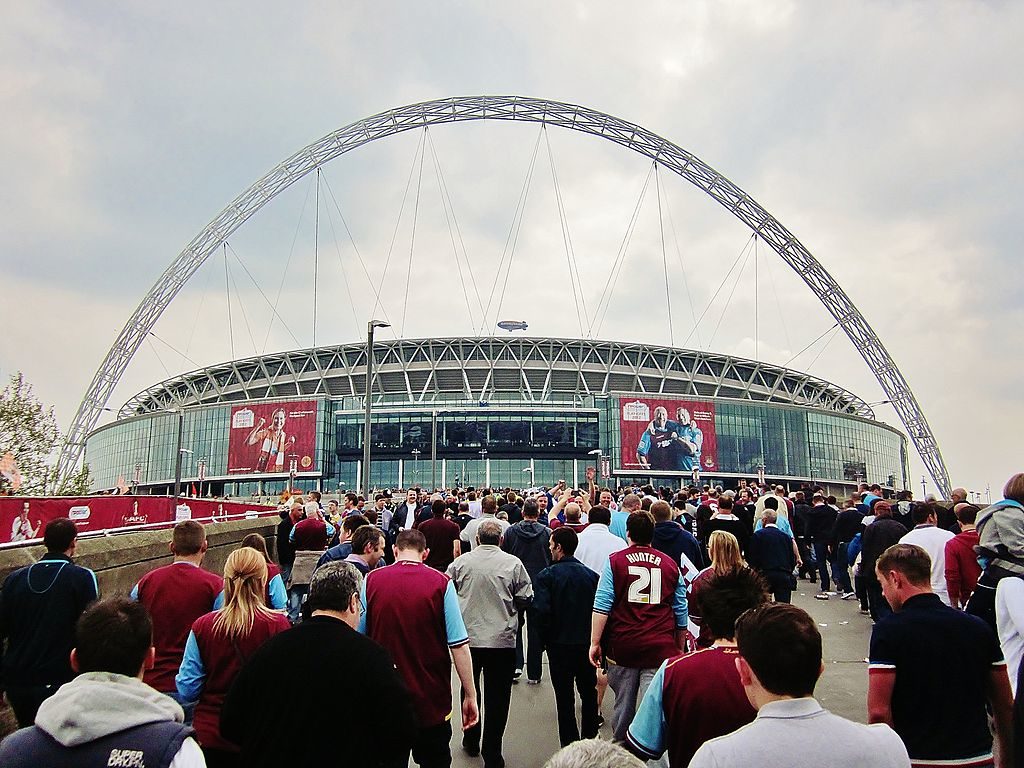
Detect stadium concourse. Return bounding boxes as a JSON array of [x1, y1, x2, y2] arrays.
[[446, 589, 872, 767]]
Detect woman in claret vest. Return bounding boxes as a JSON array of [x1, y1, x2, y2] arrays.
[[239, 533, 288, 610], [176, 547, 291, 767]]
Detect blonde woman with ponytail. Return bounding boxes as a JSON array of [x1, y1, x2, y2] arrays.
[[688, 531, 752, 649], [176, 547, 291, 767]]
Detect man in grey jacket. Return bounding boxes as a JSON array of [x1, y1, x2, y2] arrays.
[[0, 597, 202, 768], [500, 498, 551, 683], [448, 520, 534, 768]]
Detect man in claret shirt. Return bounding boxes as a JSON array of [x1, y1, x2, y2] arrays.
[[130, 520, 222, 719], [361, 529, 478, 768], [626, 567, 767, 767], [589, 511, 688, 745]]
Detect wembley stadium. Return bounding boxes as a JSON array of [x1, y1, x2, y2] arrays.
[[83, 336, 908, 497]]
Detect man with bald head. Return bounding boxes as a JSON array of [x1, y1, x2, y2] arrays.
[[611, 494, 641, 542], [448, 520, 534, 766], [552, 502, 589, 534]]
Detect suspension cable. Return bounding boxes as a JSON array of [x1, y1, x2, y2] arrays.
[[592, 162, 655, 337], [401, 130, 427, 338], [180, 253, 217, 369], [425, 129, 486, 333], [223, 244, 235, 359], [319, 170, 392, 330], [225, 255, 258, 354], [782, 322, 840, 368], [148, 331, 201, 370], [660, 177, 702, 350], [706, 232, 755, 348], [763, 240, 793, 352], [543, 126, 588, 336], [312, 168, 320, 347], [483, 126, 543, 332], [804, 324, 843, 372], [754, 235, 759, 360], [681, 234, 755, 348], [263, 171, 314, 352], [318, 194, 363, 339], [147, 336, 172, 378], [371, 129, 426, 326], [225, 243, 301, 348], [656, 165, 674, 346]]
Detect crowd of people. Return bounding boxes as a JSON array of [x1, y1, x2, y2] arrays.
[[2, 473, 1024, 768]]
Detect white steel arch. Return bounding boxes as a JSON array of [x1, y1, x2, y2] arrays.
[[56, 95, 950, 495]]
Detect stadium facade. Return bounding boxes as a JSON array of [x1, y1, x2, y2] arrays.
[[84, 337, 909, 496]]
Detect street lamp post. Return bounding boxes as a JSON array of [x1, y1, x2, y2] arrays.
[[411, 448, 421, 486], [479, 448, 488, 487], [363, 319, 390, 497], [588, 449, 602, 487], [522, 466, 534, 487], [197, 458, 207, 497]]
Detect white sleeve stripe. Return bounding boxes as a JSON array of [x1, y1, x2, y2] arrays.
[[868, 663, 897, 670]]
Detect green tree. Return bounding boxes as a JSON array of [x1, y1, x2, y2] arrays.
[[0, 372, 91, 496]]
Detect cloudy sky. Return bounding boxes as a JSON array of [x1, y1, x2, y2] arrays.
[[2, 1, 1021, 496]]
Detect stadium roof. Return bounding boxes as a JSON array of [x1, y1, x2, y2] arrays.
[[120, 337, 874, 419]]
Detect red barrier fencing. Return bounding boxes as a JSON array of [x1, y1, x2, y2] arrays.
[[0, 496, 277, 545]]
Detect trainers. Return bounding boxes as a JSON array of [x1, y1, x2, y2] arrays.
[[596, 715, 605, 728], [513, 668, 523, 682], [841, 591, 857, 600], [814, 592, 829, 600], [859, 608, 871, 615], [527, 678, 542, 685]]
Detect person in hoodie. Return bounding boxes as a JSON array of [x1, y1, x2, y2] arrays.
[[0, 596, 202, 768], [501, 498, 551, 683], [651, 500, 706, 577], [967, 472, 1024, 632]]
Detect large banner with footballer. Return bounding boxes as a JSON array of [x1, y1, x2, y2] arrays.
[[619, 397, 717, 473], [227, 400, 318, 475]]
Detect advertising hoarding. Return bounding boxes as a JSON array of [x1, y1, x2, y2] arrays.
[[619, 397, 717, 473], [227, 400, 318, 475], [0, 497, 276, 544]]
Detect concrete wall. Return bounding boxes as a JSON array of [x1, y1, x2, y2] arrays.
[[0, 517, 279, 596]]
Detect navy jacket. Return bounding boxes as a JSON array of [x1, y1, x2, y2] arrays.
[[653, 520, 707, 570], [0, 553, 98, 687], [532, 557, 599, 646], [746, 526, 796, 574]]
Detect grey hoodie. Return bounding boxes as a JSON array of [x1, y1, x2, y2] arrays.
[[36, 672, 185, 747]]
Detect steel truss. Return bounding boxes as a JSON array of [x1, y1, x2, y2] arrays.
[[56, 96, 950, 495], [119, 337, 872, 417]]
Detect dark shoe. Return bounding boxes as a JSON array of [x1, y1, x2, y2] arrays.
[[814, 592, 829, 600], [463, 743, 480, 757], [596, 714, 605, 728], [526, 678, 542, 685]]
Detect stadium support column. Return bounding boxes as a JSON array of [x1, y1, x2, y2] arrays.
[[173, 409, 184, 499], [363, 320, 390, 497]]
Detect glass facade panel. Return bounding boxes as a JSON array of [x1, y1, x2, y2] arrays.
[[87, 395, 906, 494]]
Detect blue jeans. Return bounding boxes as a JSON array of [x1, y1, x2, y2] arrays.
[[812, 541, 850, 593], [515, 608, 543, 681]]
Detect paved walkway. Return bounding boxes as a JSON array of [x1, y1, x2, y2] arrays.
[[447, 583, 875, 767]]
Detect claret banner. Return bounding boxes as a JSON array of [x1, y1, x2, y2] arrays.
[[619, 397, 717, 473], [227, 400, 318, 475]]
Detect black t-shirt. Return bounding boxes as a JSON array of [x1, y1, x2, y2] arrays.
[[869, 593, 1003, 761]]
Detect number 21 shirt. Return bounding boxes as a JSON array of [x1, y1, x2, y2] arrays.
[[594, 545, 688, 668]]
